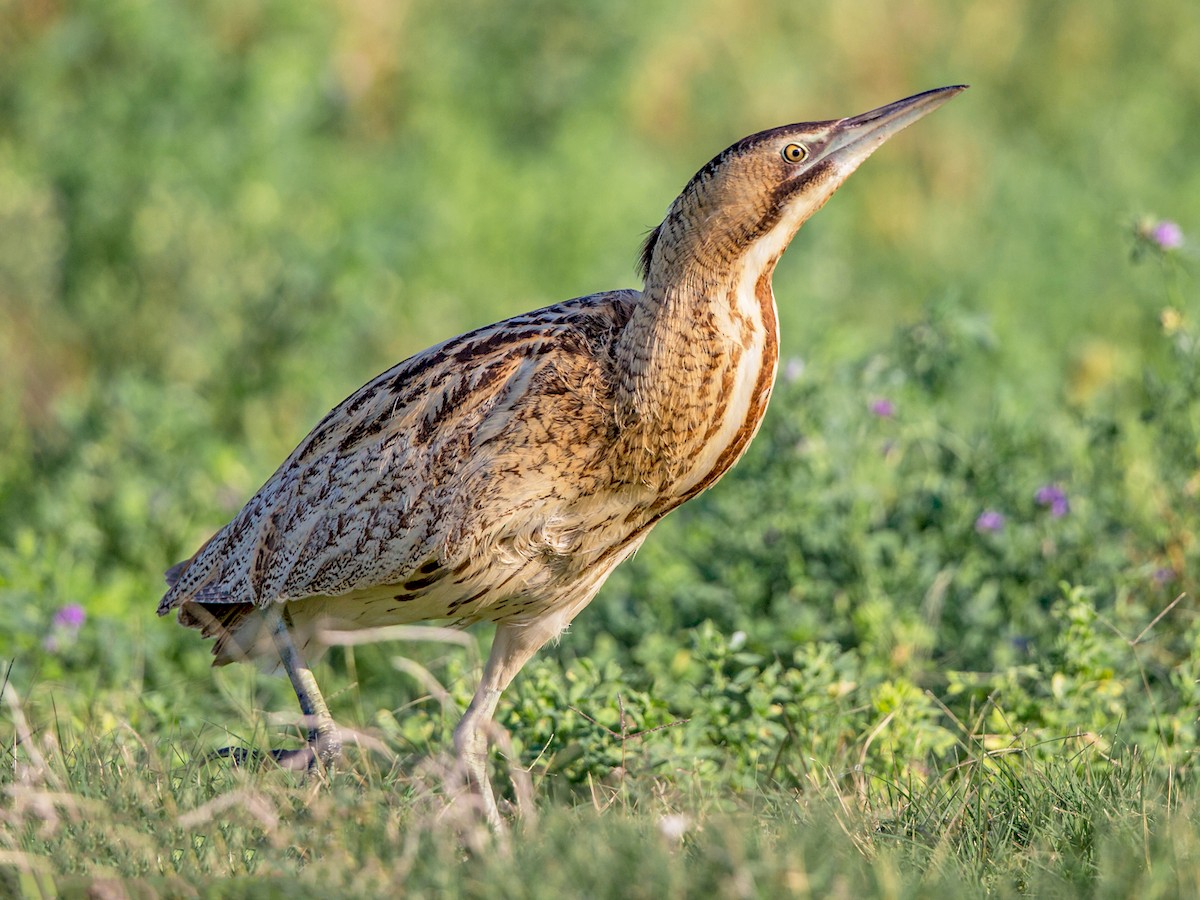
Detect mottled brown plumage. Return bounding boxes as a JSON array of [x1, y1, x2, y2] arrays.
[[159, 86, 964, 828]]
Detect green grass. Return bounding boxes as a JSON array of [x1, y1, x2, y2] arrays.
[[4, 0, 1200, 895], [5, 678, 1200, 898]]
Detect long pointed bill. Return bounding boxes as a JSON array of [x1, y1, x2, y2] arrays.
[[821, 85, 967, 176]]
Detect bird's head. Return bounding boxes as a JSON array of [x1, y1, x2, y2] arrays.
[[639, 85, 967, 287]]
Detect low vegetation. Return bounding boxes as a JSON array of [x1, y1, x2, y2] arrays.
[[3, 0, 1199, 895]]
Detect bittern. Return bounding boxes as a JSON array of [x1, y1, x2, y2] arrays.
[[159, 85, 964, 827]]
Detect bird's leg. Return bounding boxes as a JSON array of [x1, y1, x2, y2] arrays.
[[452, 621, 556, 830], [267, 603, 341, 772]]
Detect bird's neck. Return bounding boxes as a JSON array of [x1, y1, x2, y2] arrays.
[[612, 245, 782, 493]]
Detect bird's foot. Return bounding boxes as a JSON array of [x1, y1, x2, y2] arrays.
[[453, 748, 504, 833], [209, 728, 342, 774], [275, 728, 342, 773]]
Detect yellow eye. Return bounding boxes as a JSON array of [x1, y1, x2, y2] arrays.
[[781, 142, 808, 164]]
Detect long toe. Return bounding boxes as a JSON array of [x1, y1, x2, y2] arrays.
[[209, 746, 267, 766], [270, 745, 319, 772]]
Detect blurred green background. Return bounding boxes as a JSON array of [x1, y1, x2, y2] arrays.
[[2, 0, 1199, 766]]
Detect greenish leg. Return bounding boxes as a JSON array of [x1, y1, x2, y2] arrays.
[[453, 620, 560, 831], [267, 604, 341, 771]]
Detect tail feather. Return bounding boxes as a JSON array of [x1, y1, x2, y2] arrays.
[[177, 600, 267, 667], [164, 559, 190, 587]]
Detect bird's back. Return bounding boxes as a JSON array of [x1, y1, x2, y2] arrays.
[[159, 289, 658, 662]]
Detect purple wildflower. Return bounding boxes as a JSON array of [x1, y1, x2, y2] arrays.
[[783, 357, 805, 383], [1151, 220, 1184, 251], [44, 604, 86, 655], [53, 604, 86, 629], [1035, 484, 1069, 518], [975, 510, 1005, 534], [1152, 567, 1176, 586], [870, 398, 895, 418]]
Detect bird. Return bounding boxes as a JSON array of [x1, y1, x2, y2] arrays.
[[159, 85, 965, 828]]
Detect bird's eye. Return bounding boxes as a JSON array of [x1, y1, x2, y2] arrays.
[[781, 143, 809, 164]]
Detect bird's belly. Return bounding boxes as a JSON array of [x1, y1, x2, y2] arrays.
[[287, 489, 653, 644]]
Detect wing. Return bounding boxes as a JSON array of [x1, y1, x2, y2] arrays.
[[158, 290, 639, 615]]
